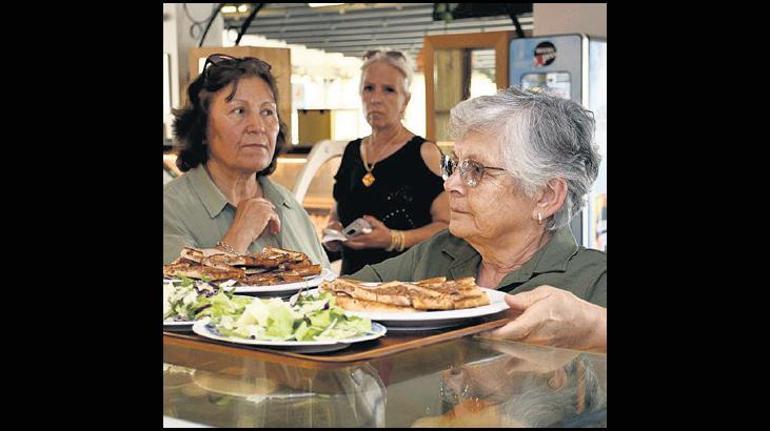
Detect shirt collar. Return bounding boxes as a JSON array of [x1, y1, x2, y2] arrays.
[[258, 176, 293, 210], [187, 166, 294, 219], [187, 165, 229, 218], [442, 225, 580, 285], [500, 225, 579, 284]]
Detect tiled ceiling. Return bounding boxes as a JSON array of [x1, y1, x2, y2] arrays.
[[223, 3, 533, 63]]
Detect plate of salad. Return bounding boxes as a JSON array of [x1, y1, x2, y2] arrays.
[[163, 278, 255, 331], [191, 291, 387, 353]]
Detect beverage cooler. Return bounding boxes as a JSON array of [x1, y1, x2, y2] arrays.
[[509, 34, 607, 251]]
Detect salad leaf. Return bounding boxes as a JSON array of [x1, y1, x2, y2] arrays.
[[207, 292, 373, 342], [163, 281, 254, 322]]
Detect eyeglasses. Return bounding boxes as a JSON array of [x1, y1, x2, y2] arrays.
[[363, 49, 406, 61], [441, 154, 507, 188], [202, 53, 271, 78]]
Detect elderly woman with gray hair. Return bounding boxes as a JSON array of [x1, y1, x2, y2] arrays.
[[351, 86, 607, 351]]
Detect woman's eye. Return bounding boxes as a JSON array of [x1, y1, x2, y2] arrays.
[[232, 107, 245, 115], [363, 85, 373, 91], [261, 108, 275, 116], [385, 87, 395, 93]]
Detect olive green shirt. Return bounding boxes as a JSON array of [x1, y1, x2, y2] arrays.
[[163, 165, 330, 269], [351, 226, 606, 307]]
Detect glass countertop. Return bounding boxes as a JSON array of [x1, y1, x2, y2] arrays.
[[163, 333, 606, 427]]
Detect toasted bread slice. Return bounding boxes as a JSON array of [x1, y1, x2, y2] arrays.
[[327, 279, 413, 306], [410, 294, 455, 310], [261, 247, 306, 262], [333, 295, 418, 313], [180, 247, 205, 263], [163, 262, 244, 281], [291, 263, 322, 277], [202, 253, 269, 268], [413, 277, 447, 288], [452, 295, 491, 309]]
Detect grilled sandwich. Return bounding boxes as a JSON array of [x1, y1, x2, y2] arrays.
[[164, 246, 321, 286], [320, 277, 490, 312]]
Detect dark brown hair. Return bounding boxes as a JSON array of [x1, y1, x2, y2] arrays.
[[172, 57, 286, 175]]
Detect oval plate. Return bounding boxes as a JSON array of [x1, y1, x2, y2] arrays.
[[293, 288, 510, 330], [191, 320, 387, 353]]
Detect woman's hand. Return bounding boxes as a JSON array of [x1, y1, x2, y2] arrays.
[[221, 197, 281, 253], [344, 215, 393, 250], [481, 285, 607, 352], [323, 219, 344, 252]]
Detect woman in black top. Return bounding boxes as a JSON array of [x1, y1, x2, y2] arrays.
[[326, 49, 449, 275]]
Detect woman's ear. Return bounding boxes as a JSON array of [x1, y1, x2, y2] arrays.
[[548, 367, 568, 390], [401, 93, 411, 117], [533, 178, 568, 223]]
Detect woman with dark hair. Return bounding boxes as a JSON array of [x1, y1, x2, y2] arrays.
[[163, 54, 330, 268]]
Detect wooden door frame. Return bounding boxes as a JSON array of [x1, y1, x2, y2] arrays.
[[423, 31, 513, 142]]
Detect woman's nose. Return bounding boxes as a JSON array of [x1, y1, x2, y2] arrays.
[[368, 90, 383, 103], [444, 168, 464, 194], [246, 112, 266, 133]]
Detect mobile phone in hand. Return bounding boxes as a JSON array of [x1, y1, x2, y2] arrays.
[[342, 218, 373, 238]]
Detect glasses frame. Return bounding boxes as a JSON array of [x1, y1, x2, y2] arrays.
[[202, 54, 272, 79], [441, 154, 507, 188], [362, 49, 406, 61]]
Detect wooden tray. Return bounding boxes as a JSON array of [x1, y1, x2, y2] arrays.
[[163, 311, 513, 368]]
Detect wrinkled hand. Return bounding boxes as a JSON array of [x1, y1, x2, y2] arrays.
[[323, 219, 344, 251], [344, 215, 393, 250], [225, 197, 281, 251], [480, 285, 606, 352]]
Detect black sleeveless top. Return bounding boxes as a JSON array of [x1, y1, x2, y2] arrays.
[[333, 135, 444, 275]]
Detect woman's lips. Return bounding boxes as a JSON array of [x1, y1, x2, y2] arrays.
[[242, 143, 268, 150]]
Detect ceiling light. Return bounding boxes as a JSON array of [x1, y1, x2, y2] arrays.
[[221, 5, 237, 14], [308, 3, 343, 7], [237, 4, 249, 13]]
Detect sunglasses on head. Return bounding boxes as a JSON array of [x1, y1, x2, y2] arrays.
[[202, 54, 271, 78], [363, 49, 406, 61], [441, 154, 507, 188]]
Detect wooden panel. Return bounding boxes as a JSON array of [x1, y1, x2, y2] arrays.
[[297, 109, 333, 145], [187, 46, 293, 143], [423, 31, 513, 142], [434, 49, 468, 111]]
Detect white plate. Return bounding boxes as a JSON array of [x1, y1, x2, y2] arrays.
[[191, 320, 387, 353], [234, 268, 336, 296], [164, 316, 212, 331], [294, 287, 510, 330], [163, 319, 196, 331]]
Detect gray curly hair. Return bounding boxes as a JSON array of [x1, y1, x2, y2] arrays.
[[449, 86, 600, 231]]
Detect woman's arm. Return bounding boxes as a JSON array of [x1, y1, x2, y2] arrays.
[[400, 192, 449, 247], [344, 140, 449, 250], [399, 140, 450, 247]]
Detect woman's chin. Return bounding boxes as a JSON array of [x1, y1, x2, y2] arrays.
[[239, 155, 272, 172], [232, 161, 270, 174], [448, 221, 473, 239]]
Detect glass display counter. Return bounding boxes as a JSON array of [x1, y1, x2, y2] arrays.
[[163, 333, 606, 427]]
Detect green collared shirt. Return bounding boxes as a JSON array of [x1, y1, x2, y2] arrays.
[[163, 165, 330, 269], [351, 226, 606, 307]]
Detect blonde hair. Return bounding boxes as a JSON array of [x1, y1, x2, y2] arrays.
[[359, 48, 414, 96]]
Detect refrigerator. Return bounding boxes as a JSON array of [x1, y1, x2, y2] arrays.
[[509, 34, 607, 251]]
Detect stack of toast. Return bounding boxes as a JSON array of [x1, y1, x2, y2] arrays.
[[320, 276, 490, 312], [163, 246, 322, 285]]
